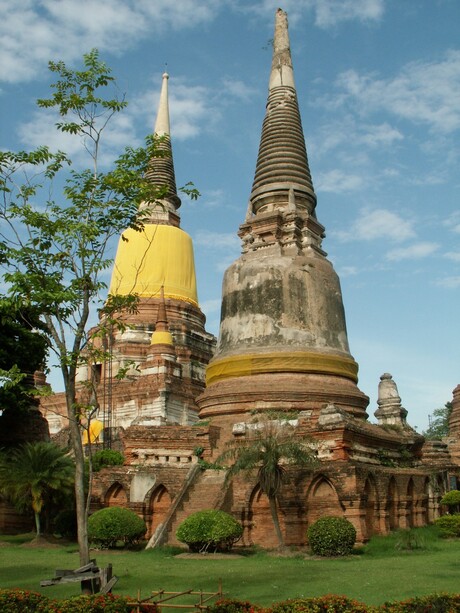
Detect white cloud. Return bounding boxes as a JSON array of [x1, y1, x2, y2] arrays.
[[194, 230, 240, 250], [18, 105, 139, 168], [334, 50, 460, 133], [311, 0, 384, 28], [222, 78, 257, 102], [17, 73, 219, 159], [337, 265, 358, 277], [386, 242, 439, 262], [436, 276, 460, 289], [338, 208, 416, 243], [0, 0, 220, 84], [442, 212, 460, 234], [132, 78, 218, 141], [445, 252, 460, 262], [199, 298, 222, 315], [311, 116, 403, 157], [201, 189, 225, 208], [408, 170, 448, 187], [316, 169, 365, 193], [359, 123, 403, 148], [241, 0, 384, 29]]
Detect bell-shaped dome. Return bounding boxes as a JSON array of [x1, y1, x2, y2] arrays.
[[109, 224, 198, 306]]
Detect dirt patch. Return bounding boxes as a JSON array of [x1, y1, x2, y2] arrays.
[[266, 547, 310, 558], [175, 552, 243, 559], [20, 535, 70, 549]]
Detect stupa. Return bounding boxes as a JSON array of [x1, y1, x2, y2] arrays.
[[41, 72, 216, 436], [197, 8, 369, 432]]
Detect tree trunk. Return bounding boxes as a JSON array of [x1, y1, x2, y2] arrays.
[[268, 496, 284, 547], [34, 510, 41, 536], [67, 388, 90, 566]]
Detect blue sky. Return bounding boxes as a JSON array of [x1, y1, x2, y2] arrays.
[[1, 0, 459, 431]]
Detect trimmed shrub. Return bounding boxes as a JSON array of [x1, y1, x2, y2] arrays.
[[88, 506, 147, 548], [307, 516, 356, 557], [440, 489, 460, 513], [208, 599, 262, 613], [176, 509, 243, 552], [434, 514, 460, 538], [47, 593, 155, 612], [0, 589, 48, 612], [268, 595, 371, 612], [0, 590, 156, 613], [379, 592, 460, 612], [91, 449, 124, 472]]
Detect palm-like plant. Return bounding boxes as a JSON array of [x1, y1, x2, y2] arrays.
[[0, 441, 74, 536], [217, 416, 317, 547]]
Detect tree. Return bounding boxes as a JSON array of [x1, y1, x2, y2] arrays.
[[440, 489, 460, 514], [423, 402, 453, 439], [217, 416, 317, 547], [0, 50, 196, 564], [0, 300, 48, 444], [0, 441, 74, 536]]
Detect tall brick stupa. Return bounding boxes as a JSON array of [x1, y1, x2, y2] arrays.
[[43, 73, 216, 435], [99, 72, 216, 429], [198, 9, 369, 427]]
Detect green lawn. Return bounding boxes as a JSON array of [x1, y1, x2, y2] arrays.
[[0, 527, 459, 607]]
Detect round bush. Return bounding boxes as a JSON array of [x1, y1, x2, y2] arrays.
[[440, 489, 460, 512], [0, 589, 49, 613], [307, 516, 356, 556], [88, 506, 147, 548], [48, 593, 154, 612], [268, 595, 369, 613], [208, 599, 262, 613], [176, 509, 243, 553], [434, 514, 460, 538]]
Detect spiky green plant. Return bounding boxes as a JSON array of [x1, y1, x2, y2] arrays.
[[217, 416, 317, 547], [0, 441, 74, 536]]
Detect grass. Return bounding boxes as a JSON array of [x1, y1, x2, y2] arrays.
[[0, 527, 459, 607]]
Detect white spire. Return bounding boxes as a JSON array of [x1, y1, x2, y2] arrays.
[[154, 72, 170, 136], [268, 9, 295, 90]]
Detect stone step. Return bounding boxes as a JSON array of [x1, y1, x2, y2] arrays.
[[167, 469, 227, 545]]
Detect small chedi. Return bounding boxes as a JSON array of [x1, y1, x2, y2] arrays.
[[33, 8, 459, 547]]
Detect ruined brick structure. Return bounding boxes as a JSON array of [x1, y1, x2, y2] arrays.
[[41, 72, 216, 437], [42, 9, 458, 548]]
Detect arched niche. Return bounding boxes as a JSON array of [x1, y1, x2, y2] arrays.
[[363, 475, 378, 538], [146, 484, 171, 538], [406, 478, 416, 528], [387, 477, 399, 531], [422, 477, 430, 523], [105, 481, 128, 508], [306, 476, 343, 525], [247, 484, 284, 549]]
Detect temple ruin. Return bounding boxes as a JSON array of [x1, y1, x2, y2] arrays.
[[34, 9, 460, 547]]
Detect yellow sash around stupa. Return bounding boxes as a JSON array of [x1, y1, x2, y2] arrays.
[[109, 224, 198, 306]]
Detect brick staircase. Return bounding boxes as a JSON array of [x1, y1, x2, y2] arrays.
[[166, 469, 227, 546]]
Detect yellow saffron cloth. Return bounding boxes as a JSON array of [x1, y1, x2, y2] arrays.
[[151, 330, 174, 346], [109, 225, 198, 306], [82, 419, 104, 445], [206, 351, 359, 386]]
